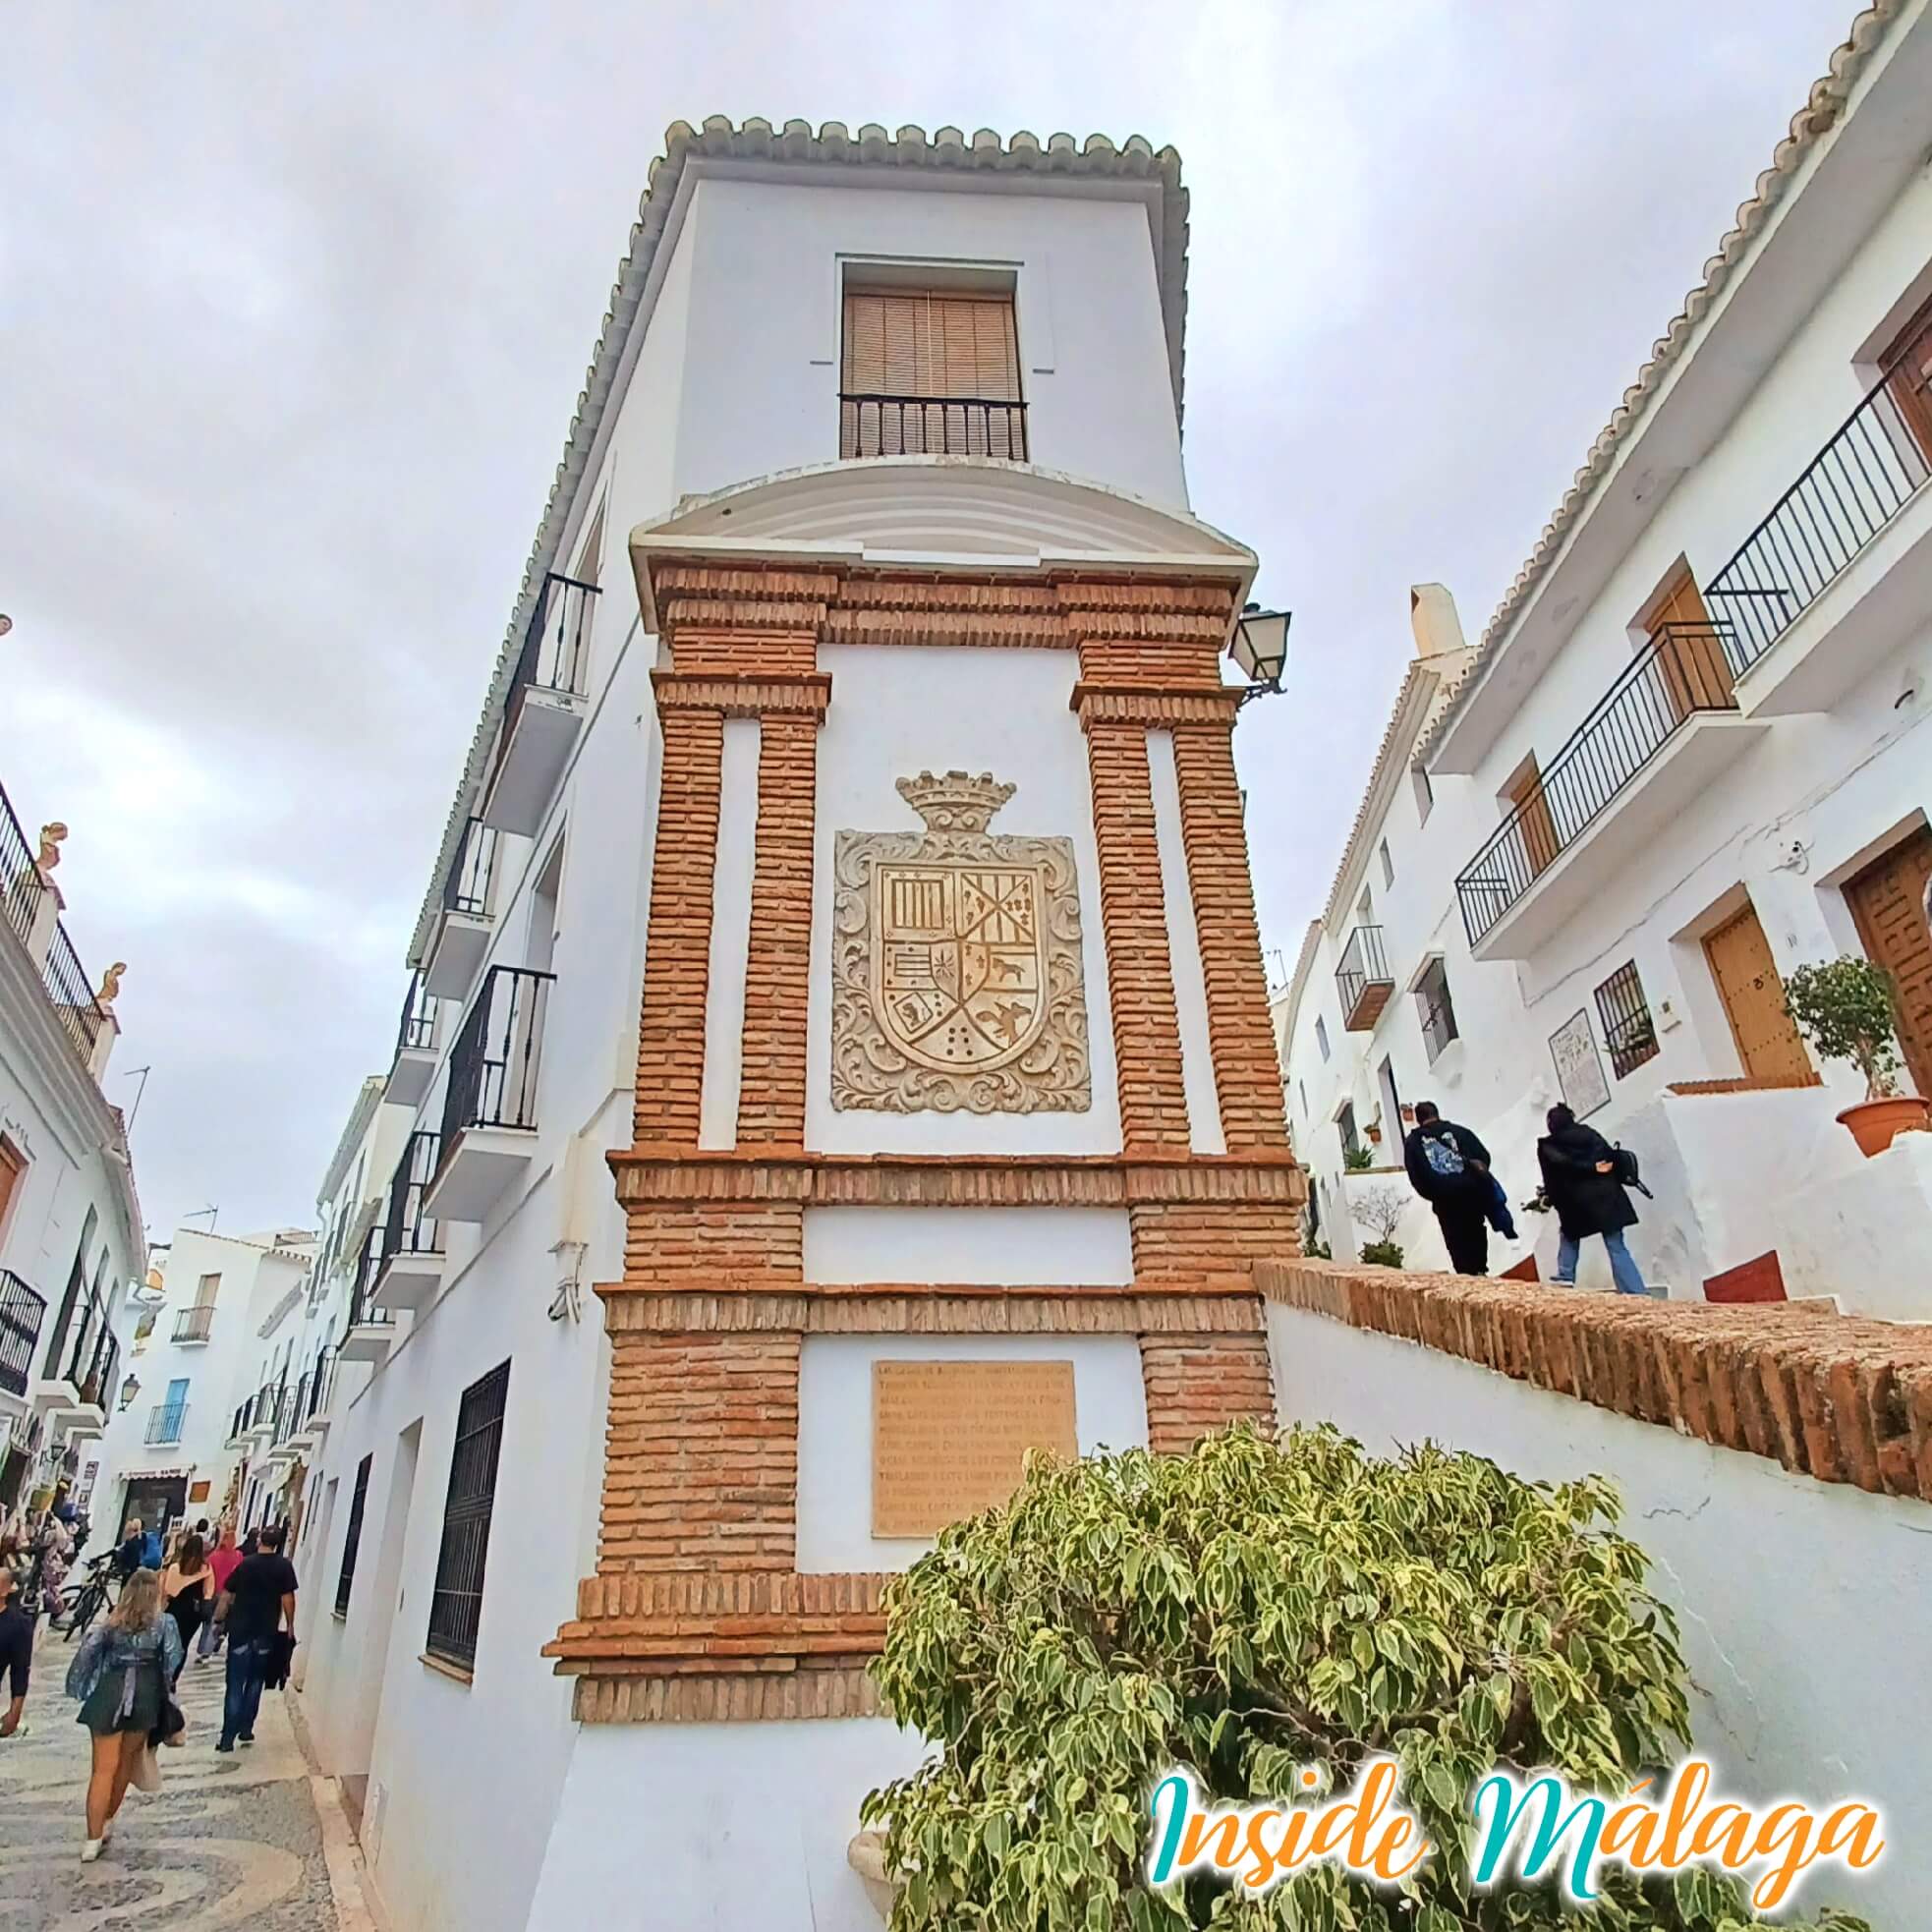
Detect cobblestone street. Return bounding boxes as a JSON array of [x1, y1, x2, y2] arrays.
[[0, 1628, 354, 1930]]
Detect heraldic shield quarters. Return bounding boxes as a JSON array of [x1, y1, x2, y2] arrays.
[[831, 770, 1093, 1113]]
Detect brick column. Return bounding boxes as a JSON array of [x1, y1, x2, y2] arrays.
[[1138, 1332, 1276, 1451], [633, 701, 723, 1145], [1171, 721, 1290, 1150]]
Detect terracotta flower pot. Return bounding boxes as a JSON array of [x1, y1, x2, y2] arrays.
[[1836, 1095, 1932, 1157]]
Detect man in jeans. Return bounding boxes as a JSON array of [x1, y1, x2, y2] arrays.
[[214, 1524, 297, 1752]]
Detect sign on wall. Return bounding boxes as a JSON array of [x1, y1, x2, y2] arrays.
[[832, 770, 1092, 1115], [1549, 1009, 1612, 1119], [872, 1359, 1077, 1536]]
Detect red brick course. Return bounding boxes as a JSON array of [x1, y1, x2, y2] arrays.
[[1139, 1331, 1277, 1451]]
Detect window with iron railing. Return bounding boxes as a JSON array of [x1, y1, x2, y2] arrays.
[[441, 818, 498, 921], [145, 1399, 188, 1447], [441, 966, 553, 1145], [426, 1360, 510, 1671], [336, 1453, 372, 1618], [396, 971, 436, 1056], [172, 1305, 216, 1344], [382, 1130, 443, 1264], [1595, 960, 1660, 1080], [1416, 958, 1459, 1065], [839, 288, 1027, 461], [0, 1271, 46, 1401]]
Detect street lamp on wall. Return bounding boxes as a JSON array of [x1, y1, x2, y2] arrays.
[[1228, 602, 1291, 708], [118, 1374, 140, 1413]]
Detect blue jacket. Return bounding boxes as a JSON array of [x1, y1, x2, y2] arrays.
[[139, 1531, 163, 1569], [65, 1616, 183, 1712]]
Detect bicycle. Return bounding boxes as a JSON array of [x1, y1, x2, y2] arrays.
[[52, 1552, 120, 1642]]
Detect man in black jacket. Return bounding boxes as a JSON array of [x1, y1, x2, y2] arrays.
[[1402, 1102, 1493, 1276], [1537, 1104, 1648, 1295]]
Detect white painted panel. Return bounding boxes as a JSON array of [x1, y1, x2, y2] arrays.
[[806, 643, 1122, 1156], [1267, 1303, 1929, 1930], [1147, 728, 1225, 1155], [801, 1205, 1133, 1286], [796, 1333, 1148, 1573], [699, 718, 761, 1148]]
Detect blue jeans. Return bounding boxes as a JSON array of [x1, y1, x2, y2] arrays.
[[1557, 1226, 1647, 1296], [221, 1637, 273, 1747]]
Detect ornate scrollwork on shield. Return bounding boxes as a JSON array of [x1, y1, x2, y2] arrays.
[[832, 771, 1092, 1114]]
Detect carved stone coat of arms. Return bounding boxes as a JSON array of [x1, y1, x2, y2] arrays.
[[831, 770, 1092, 1114]]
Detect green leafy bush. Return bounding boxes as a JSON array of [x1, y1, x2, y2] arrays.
[[1358, 1239, 1405, 1268], [1784, 957, 1903, 1100], [865, 1425, 1874, 1931]]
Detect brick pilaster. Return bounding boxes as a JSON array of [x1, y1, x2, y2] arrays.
[[633, 705, 723, 1145], [1138, 1331, 1276, 1452], [1171, 721, 1290, 1150]]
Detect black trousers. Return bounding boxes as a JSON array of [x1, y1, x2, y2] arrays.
[[1435, 1203, 1489, 1277]]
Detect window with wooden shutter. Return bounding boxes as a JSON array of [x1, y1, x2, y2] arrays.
[[1883, 286, 1932, 464], [839, 289, 1026, 460]]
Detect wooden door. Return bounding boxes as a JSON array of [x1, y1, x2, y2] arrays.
[[1883, 291, 1932, 467], [1646, 569, 1734, 719], [1847, 826, 1932, 1098], [1704, 903, 1813, 1084], [1506, 758, 1560, 879]]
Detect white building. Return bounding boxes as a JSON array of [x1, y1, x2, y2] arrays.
[[92, 1222, 313, 1540], [0, 767, 143, 1527], [289, 117, 1306, 1932], [1279, 3, 1932, 1316]]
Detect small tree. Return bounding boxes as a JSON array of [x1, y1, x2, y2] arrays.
[[1349, 1181, 1409, 1267], [1784, 957, 1904, 1100], [864, 1427, 1874, 1930]]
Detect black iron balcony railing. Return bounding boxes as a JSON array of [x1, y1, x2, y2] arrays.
[[252, 1383, 280, 1432], [0, 779, 108, 1068], [0, 1271, 46, 1400], [1456, 623, 1739, 945], [145, 1401, 188, 1447], [441, 965, 553, 1147], [494, 572, 599, 775], [382, 1129, 445, 1263], [396, 971, 436, 1056], [838, 392, 1028, 462], [1704, 365, 1932, 678], [441, 817, 498, 920], [306, 1351, 334, 1420], [229, 1396, 252, 1443], [277, 1372, 310, 1443], [172, 1306, 215, 1344], [1335, 925, 1394, 1032], [347, 1274, 395, 1332], [55, 1293, 112, 1403]]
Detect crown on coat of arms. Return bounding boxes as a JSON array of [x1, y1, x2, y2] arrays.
[[894, 769, 1016, 833]]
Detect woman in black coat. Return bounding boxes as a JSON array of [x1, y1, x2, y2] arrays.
[[1537, 1105, 1649, 1295]]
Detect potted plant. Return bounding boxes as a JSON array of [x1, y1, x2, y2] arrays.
[[1341, 1143, 1374, 1173], [1784, 955, 1931, 1156], [1348, 1181, 1408, 1268]]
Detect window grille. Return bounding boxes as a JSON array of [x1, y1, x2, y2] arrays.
[[426, 1361, 510, 1670], [1595, 960, 1660, 1080], [335, 1453, 372, 1618]]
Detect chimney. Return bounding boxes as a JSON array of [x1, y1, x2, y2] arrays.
[[1409, 584, 1466, 659]]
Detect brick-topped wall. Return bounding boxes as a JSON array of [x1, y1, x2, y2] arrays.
[[1260, 1259, 1932, 1503]]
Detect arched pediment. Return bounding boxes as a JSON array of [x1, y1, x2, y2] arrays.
[[629, 457, 1255, 590]]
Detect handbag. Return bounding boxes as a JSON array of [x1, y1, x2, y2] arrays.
[[131, 1744, 162, 1793], [150, 1696, 187, 1750]]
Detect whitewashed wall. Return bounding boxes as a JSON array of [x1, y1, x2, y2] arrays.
[[1267, 1301, 1929, 1929]]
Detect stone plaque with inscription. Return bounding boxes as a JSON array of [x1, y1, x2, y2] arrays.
[[871, 1359, 1078, 1537]]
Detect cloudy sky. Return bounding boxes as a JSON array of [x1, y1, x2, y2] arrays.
[[1, 1, 1845, 1237]]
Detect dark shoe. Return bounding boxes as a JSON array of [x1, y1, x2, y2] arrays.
[[238, 1734, 255, 1746], [215, 1740, 234, 1754]]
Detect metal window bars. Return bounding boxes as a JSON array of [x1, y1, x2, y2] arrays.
[[381, 1130, 444, 1262], [838, 393, 1028, 462], [440, 818, 498, 920], [145, 1401, 188, 1447], [1454, 623, 1738, 944], [396, 972, 436, 1056], [0, 1271, 46, 1399], [489, 572, 600, 793], [1594, 961, 1661, 1080], [1704, 366, 1931, 676], [426, 1360, 510, 1670], [171, 1306, 216, 1344], [335, 1453, 372, 1618], [1335, 924, 1393, 1027]]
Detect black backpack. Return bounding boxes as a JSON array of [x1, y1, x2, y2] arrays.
[[1611, 1143, 1653, 1199]]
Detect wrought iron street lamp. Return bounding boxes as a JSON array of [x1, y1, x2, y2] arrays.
[[1228, 602, 1291, 708], [118, 1373, 140, 1412]]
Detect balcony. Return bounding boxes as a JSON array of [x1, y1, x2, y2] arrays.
[[423, 818, 498, 999], [0, 779, 111, 1073], [244, 1387, 279, 1448], [1455, 623, 1768, 961], [1335, 925, 1394, 1032], [1704, 364, 1932, 719], [0, 1271, 47, 1402], [145, 1401, 188, 1448], [838, 393, 1027, 462], [479, 572, 599, 837], [171, 1305, 215, 1345], [226, 1397, 254, 1449], [426, 965, 552, 1223], [340, 1227, 398, 1362], [291, 1353, 335, 1450], [385, 971, 440, 1106], [373, 1129, 447, 1312], [30, 1294, 112, 1433]]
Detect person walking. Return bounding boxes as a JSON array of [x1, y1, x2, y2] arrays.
[[0, 1560, 34, 1739], [214, 1523, 297, 1752], [1536, 1103, 1649, 1296], [158, 1534, 214, 1687], [113, 1519, 144, 1580], [1402, 1101, 1497, 1276], [64, 1568, 182, 1861], [197, 1524, 242, 1663]]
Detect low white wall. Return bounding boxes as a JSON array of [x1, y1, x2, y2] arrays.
[[800, 1205, 1134, 1286], [795, 1332, 1146, 1574], [1265, 1300, 1929, 1928]]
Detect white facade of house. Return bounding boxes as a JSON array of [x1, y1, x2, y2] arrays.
[[0, 774, 144, 1525], [91, 1223, 314, 1539], [284, 122, 1229, 1932], [1279, 4, 1932, 1313]]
